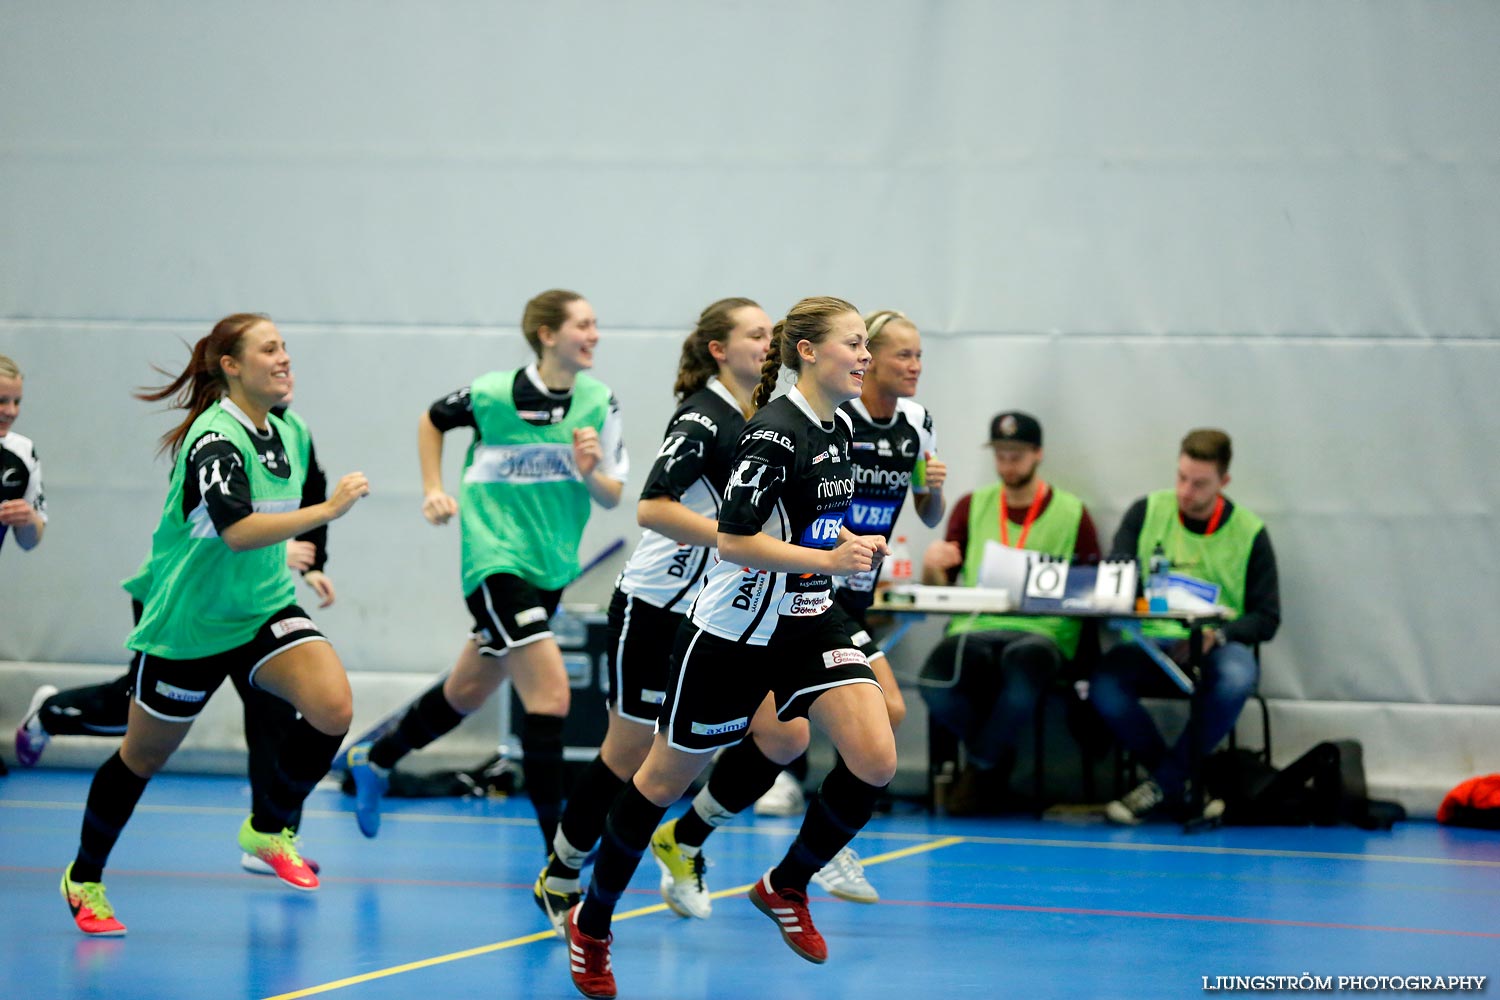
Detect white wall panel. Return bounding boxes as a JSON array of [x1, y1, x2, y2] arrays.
[[3, 2, 1498, 791]]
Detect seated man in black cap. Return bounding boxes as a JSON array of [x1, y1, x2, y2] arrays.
[[919, 411, 1100, 814]]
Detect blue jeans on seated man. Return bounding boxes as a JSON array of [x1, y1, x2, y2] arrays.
[[919, 630, 1063, 774], [1089, 638, 1259, 799]]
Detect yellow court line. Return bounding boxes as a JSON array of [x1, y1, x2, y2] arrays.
[[260, 834, 967, 1000]]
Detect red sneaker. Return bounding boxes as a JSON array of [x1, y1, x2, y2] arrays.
[[565, 904, 617, 999], [749, 872, 827, 963], [61, 864, 127, 937], [237, 819, 319, 891]]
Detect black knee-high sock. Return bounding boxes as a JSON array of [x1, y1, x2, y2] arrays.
[[369, 683, 465, 770], [578, 782, 666, 939], [73, 751, 150, 883], [547, 755, 627, 879], [769, 758, 884, 895], [522, 713, 566, 851], [251, 718, 345, 834], [675, 737, 788, 848]]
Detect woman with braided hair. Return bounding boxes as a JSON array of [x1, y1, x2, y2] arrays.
[[564, 296, 895, 1000]]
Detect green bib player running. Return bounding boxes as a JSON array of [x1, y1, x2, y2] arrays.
[[346, 289, 629, 863], [61, 314, 369, 936]]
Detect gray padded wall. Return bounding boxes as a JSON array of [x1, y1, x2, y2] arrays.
[[3, 2, 1498, 801]]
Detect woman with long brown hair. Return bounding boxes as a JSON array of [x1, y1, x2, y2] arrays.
[[60, 314, 369, 936]]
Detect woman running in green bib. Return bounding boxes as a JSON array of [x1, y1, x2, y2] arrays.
[[60, 314, 370, 936], [346, 289, 628, 860]]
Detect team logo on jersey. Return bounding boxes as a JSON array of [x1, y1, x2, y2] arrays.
[[154, 680, 208, 704], [517, 409, 552, 421], [898, 437, 917, 457], [853, 465, 911, 491], [877, 438, 893, 457], [821, 647, 869, 669], [847, 499, 898, 530], [727, 459, 786, 506], [667, 545, 694, 578], [800, 512, 846, 547], [851, 441, 876, 451], [514, 606, 549, 627], [0, 468, 18, 487], [196, 451, 244, 498], [777, 590, 831, 616], [676, 411, 719, 435], [810, 443, 840, 466], [747, 428, 794, 450], [690, 717, 749, 737], [815, 477, 852, 500], [270, 616, 316, 639], [732, 567, 769, 610], [656, 433, 706, 474], [465, 444, 578, 484]]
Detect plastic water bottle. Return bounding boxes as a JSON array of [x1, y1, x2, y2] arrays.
[[1147, 543, 1169, 612], [887, 536, 913, 582], [909, 452, 930, 495]]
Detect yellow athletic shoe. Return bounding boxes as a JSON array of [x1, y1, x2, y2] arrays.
[[61, 863, 126, 936], [649, 818, 711, 919]]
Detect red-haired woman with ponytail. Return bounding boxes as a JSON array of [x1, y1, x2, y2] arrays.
[[60, 315, 370, 937]]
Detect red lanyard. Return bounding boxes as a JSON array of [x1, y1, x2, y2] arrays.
[[1180, 494, 1225, 536], [999, 482, 1048, 549]]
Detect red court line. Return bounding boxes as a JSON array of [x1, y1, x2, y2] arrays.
[[9, 865, 1494, 940], [0, 865, 658, 896], [874, 896, 1500, 939]]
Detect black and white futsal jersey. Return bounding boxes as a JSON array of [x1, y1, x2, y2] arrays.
[[180, 399, 296, 536], [835, 396, 938, 607], [616, 378, 746, 613], [690, 387, 854, 645], [428, 362, 628, 479], [0, 429, 46, 551]]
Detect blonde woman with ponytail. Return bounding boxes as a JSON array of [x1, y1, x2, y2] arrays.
[[566, 297, 896, 999], [61, 315, 370, 936]]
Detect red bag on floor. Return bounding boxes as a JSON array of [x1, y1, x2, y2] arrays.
[[1437, 774, 1500, 829]]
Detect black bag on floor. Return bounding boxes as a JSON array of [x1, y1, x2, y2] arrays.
[[338, 754, 522, 799], [1206, 740, 1405, 830]]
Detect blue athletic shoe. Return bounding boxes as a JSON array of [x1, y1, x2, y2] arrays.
[[345, 743, 388, 838]]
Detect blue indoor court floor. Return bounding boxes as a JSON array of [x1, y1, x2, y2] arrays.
[[2, 769, 1497, 999]]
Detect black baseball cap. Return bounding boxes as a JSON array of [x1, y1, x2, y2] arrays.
[[987, 411, 1042, 448]]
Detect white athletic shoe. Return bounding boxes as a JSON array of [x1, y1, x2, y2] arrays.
[[650, 819, 713, 920], [810, 846, 879, 903], [753, 771, 806, 818]]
